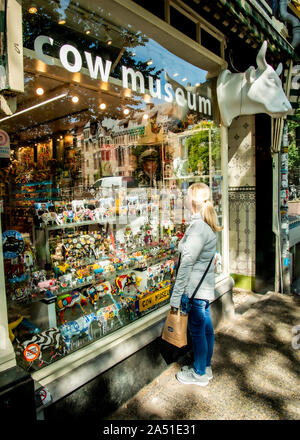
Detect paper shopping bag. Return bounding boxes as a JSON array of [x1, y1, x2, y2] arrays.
[[162, 309, 188, 348]]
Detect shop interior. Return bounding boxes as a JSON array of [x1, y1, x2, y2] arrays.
[[0, 0, 223, 372]]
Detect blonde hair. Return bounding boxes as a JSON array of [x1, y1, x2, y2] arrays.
[[188, 182, 223, 232]]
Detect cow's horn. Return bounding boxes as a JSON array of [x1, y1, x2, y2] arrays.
[[256, 40, 268, 72], [276, 63, 283, 76]]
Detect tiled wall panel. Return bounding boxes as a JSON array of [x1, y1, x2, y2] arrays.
[[228, 116, 256, 278]]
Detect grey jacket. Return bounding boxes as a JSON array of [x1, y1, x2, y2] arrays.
[[170, 213, 217, 308]]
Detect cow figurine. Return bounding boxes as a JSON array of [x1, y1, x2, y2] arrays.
[[86, 281, 111, 307], [38, 278, 58, 292], [59, 313, 97, 351], [56, 292, 88, 323], [96, 302, 123, 333], [217, 41, 292, 127]]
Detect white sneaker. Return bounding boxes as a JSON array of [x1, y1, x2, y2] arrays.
[[206, 366, 213, 380], [181, 365, 213, 380], [176, 369, 209, 386]]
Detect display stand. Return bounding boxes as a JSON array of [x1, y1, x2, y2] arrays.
[[31, 297, 57, 330]]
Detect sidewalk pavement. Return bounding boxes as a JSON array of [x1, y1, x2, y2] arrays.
[[105, 291, 300, 420]]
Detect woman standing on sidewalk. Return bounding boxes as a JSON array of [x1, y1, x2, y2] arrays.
[[170, 182, 222, 386]]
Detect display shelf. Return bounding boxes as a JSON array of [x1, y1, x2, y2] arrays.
[[36, 214, 152, 231], [37, 220, 107, 230], [6, 250, 177, 307]]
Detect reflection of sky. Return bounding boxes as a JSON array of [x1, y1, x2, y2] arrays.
[[129, 38, 207, 87]]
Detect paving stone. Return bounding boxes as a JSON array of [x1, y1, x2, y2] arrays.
[[106, 292, 300, 420]]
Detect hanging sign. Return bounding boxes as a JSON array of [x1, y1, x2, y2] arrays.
[[0, 129, 10, 158]]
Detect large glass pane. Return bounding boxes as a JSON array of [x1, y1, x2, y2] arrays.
[[0, 0, 223, 371]]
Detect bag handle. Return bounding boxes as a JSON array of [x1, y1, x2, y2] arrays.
[[176, 253, 214, 304]]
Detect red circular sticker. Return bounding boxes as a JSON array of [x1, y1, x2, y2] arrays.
[[39, 389, 47, 402], [0, 130, 9, 146], [24, 343, 40, 362]]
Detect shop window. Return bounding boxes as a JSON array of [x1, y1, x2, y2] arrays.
[[170, 6, 197, 42], [201, 28, 221, 57], [94, 154, 98, 170], [131, 0, 165, 20], [0, 0, 224, 373]]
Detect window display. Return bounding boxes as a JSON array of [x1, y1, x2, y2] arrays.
[[0, 0, 224, 373]]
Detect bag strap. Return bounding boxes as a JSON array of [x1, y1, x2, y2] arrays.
[[189, 255, 214, 303], [176, 252, 214, 303]]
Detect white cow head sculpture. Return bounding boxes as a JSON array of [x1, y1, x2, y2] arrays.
[[217, 41, 292, 127]]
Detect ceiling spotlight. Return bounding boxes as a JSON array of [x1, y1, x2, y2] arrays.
[[123, 108, 130, 115], [71, 95, 79, 103], [99, 103, 106, 110], [58, 19, 66, 25], [28, 5, 37, 14], [105, 35, 112, 45], [104, 27, 113, 45], [143, 113, 149, 120], [182, 77, 187, 82], [195, 82, 200, 86], [36, 87, 44, 96], [85, 29, 91, 35], [173, 73, 178, 77], [146, 59, 153, 66]]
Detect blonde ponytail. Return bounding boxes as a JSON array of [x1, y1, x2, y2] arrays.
[[188, 182, 223, 232]]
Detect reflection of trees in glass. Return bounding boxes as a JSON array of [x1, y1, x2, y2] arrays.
[[185, 127, 220, 176], [23, 7, 162, 80]]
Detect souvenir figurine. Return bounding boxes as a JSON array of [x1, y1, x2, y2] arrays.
[[38, 278, 58, 293], [59, 313, 97, 351], [96, 303, 123, 331], [56, 292, 88, 323]]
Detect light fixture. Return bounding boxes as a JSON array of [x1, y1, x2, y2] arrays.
[[132, 52, 136, 56], [123, 108, 130, 115], [182, 77, 187, 82], [28, 4, 37, 14], [146, 59, 153, 66], [104, 27, 113, 45], [195, 82, 200, 87], [36, 87, 44, 96], [0, 93, 68, 123], [173, 73, 178, 77], [58, 19, 66, 25], [105, 35, 112, 45], [85, 29, 91, 35], [99, 103, 106, 110], [143, 113, 149, 120], [71, 95, 79, 103]]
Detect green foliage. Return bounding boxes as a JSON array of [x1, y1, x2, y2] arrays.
[[185, 127, 221, 176]]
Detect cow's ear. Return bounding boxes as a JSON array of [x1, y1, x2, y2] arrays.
[[276, 63, 283, 76], [245, 66, 256, 84]]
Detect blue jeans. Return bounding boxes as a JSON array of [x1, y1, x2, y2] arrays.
[[188, 299, 214, 376]]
